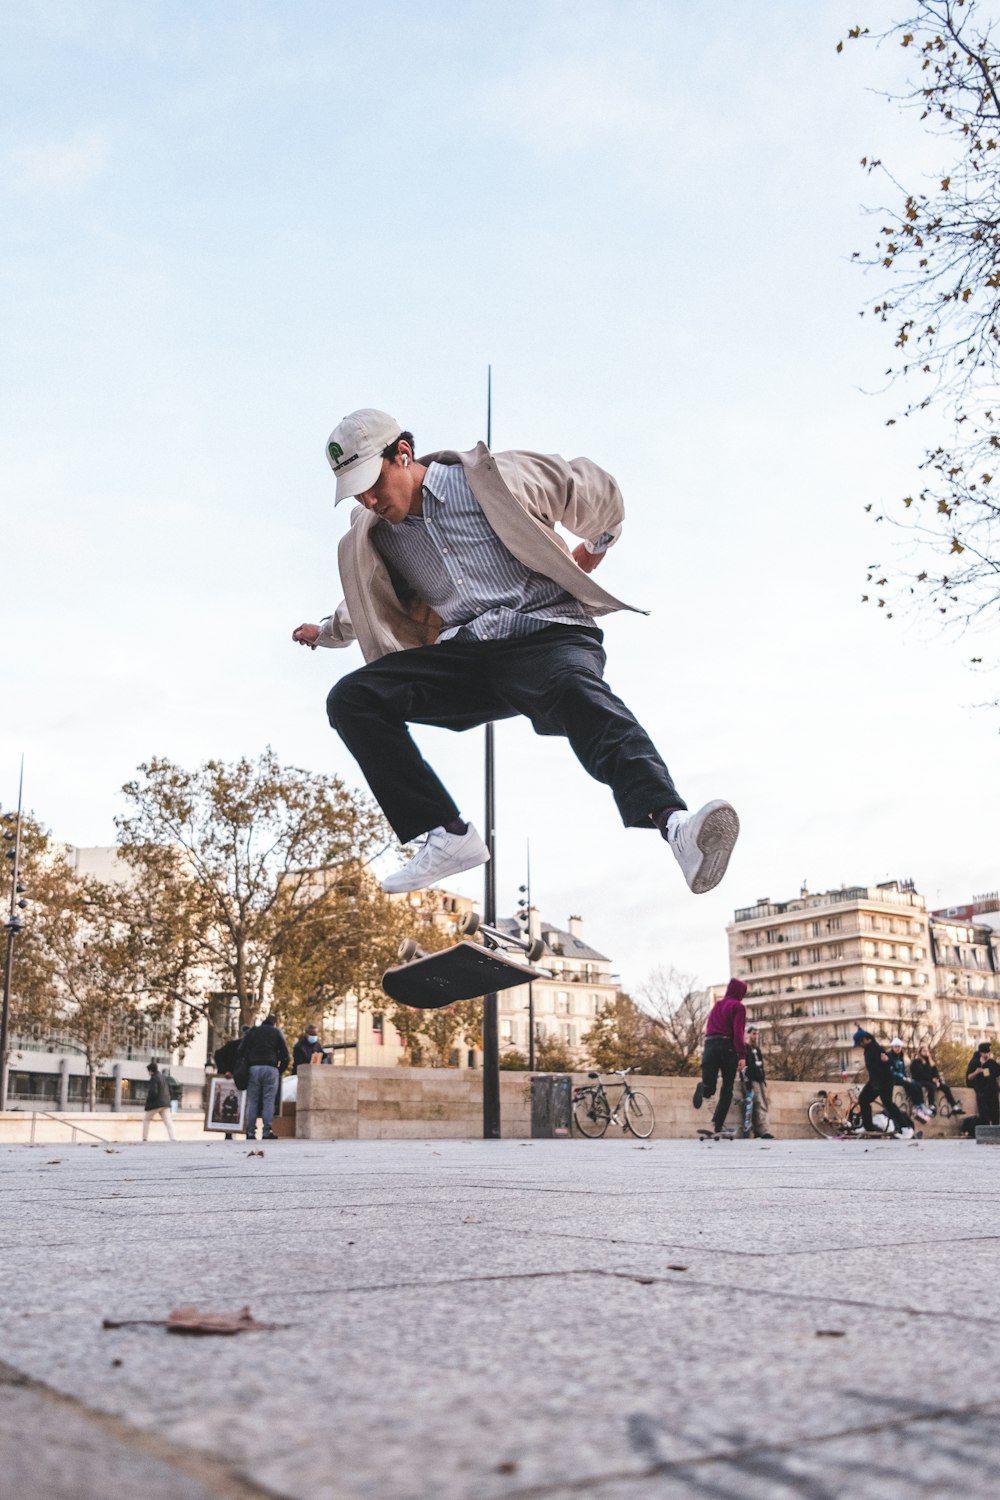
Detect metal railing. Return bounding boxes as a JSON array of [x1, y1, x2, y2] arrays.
[[28, 1111, 113, 1146]]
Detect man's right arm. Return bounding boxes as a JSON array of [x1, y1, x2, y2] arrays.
[[292, 601, 356, 651]]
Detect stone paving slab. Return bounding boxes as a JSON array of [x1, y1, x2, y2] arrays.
[[1, 1137, 999, 1499]]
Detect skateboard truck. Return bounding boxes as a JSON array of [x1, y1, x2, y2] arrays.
[[457, 910, 547, 965]]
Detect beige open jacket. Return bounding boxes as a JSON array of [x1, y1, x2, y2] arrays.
[[317, 444, 646, 663]]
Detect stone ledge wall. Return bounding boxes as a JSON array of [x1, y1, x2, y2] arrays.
[[295, 1068, 976, 1141]]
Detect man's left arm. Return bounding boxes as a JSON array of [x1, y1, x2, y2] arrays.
[[499, 453, 624, 567]]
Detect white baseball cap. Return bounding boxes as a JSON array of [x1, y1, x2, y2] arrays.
[[325, 408, 403, 504]]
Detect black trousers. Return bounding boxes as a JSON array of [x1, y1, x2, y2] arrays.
[[326, 626, 685, 843], [701, 1035, 739, 1133], [974, 1087, 1000, 1126], [859, 1079, 911, 1132]]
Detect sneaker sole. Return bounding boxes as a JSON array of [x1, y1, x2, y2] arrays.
[[690, 802, 740, 894], [381, 849, 490, 895]]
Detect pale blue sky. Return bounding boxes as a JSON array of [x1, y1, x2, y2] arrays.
[[2, 1, 997, 991]]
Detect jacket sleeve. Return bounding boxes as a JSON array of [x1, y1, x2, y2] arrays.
[[497, 452, 625, 551], [732, 1003, 746, 1061], [317, 599, 357, 649], [277, 1033, 290, 1073]]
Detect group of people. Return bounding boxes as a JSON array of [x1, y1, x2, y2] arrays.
[[689, 976, 991, 1141], [211, 1019, 330, 1141]]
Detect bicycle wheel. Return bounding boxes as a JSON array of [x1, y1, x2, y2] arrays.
[[623, 1091, 655, 1138], [574, 1092, 610, 1138], [808, 1097, 836, 1139]]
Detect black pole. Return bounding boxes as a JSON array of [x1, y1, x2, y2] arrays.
[[526, 842, 535, 1072], [482, 366, 500, 1138], [0, 759, 25, 1113]]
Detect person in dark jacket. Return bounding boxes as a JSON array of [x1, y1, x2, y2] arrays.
[[293, 1025, 324, 1073], [693, 978, 747, 1135], [910, 1044, 964, 1116], [239, 1015, 290, 1141], [854, 1028, 913, 1137], [142, 1061, 176, 1142], [740, 1025, 774, 1138], [966, 1042, 1000, 1126]]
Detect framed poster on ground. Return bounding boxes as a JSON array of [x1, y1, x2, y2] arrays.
[[205, 1076, 246, 1133]]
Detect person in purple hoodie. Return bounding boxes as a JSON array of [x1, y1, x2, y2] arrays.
[[693, 978, 747, 1135]]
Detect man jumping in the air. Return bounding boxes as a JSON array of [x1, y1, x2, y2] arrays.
[[292, 408, 739, 895]]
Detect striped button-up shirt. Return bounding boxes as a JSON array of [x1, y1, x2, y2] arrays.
[[371, 461, 598, 642]]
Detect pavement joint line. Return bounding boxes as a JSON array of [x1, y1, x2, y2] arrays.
[[490, 1395, 1000, 1499], [0, 1359, 297, 1500]]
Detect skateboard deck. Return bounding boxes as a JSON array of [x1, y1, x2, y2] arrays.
[[382, 940, 547, 1010], [741, 1076, 754, 1138], [697, 1127, 735, 1140]]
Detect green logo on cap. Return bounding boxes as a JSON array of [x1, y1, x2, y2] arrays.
[[328, 441, 344, 462]]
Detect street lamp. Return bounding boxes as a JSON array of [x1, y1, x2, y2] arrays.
[[1, 759, 28, 1113]]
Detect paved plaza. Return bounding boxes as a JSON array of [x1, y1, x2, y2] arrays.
[[1, 1135, 998, 1500]]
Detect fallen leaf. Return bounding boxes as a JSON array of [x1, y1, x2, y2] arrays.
[[636, 1277, 655, 1285], [246, 1150, 264, 1158], [103, 1305, 287, 1336], [667, 1265, 689, 1273], [45, 1160, 62, 1165], [815, 1329, 846, 1338], [496, 1461, 518, 1474]]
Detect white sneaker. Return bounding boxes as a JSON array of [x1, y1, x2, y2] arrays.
[[898, 1126, 914, 1139], [381, 824, 489, 894], [666, 800, 740, 894]]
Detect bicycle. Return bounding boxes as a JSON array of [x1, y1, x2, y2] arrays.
[[807, 1085, 862, 1138], [572, 1068, 655, 1139]]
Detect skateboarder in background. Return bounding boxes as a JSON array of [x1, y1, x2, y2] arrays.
[[853, 1027, 913, 1138], [741, 1024, 774, 1138], [693, 978, 748, 1135], [292, 409, 740, 896]]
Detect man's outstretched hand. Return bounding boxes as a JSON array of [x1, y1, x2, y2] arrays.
[[572, 543, 604, 574], [292, 623, 320, 650]]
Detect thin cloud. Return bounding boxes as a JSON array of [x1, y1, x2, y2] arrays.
[[8, 125, 111, 190]]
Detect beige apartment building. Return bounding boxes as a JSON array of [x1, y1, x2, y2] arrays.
[[727, 881, 1000, 1074]]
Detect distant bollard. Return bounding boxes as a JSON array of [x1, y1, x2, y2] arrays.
[[530, 1074, 572, 1138], [975, 1124, 1000, 1145]]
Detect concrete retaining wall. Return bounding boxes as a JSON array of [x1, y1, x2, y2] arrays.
[[295, 1067, 976, 1141], [0, 1111, 216, 1145]]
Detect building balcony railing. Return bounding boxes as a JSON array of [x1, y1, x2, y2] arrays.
[[734, 885, 926, 924]]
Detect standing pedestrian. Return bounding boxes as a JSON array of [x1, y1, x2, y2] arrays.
[[741, 1024, 774, 1138], [853, 1028, 914, 1138], [142, 1061, 176, 1142], [693, 978, 747, 1135], [239, 1015, 290, 1142], [966, 1041, 1000, 1126], [292, 411, 740, 898]]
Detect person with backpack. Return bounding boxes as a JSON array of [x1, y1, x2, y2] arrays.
[[239, 1015, 290, 1141], [142, 1061, 176, 1142]]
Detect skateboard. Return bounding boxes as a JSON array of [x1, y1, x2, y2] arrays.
[[697, 1127, 736, 1141], [382, 913, 549, 1010], [741, 1069, 754, 1139]]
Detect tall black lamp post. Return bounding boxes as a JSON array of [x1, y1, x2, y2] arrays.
[[482, 366, 500, 1138], [1, 760, 28, 1114]]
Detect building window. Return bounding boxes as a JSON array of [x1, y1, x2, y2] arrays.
[[372, 1013, 385, 1045], [807, 947, 821, 964], [556, 991, 570, 1015], [951, 1002, 963, 1022]]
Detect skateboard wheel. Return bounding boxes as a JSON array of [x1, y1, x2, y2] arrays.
[[398, 938, 420, 962], [526, 938, 545, 964], [458, 911, 480, 936]]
